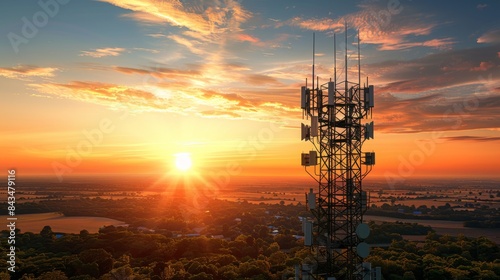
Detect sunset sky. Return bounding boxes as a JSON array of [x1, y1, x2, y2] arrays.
[[1, 0, 499, 184]]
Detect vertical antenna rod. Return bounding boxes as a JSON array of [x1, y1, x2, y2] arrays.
[[345, 22, 348, 95], [313, 33, 315, 93], [358, 30, 361, 90], [334, 33, 337, 83]]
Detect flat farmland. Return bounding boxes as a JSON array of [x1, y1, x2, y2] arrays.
[[0, 212, 126, 234]]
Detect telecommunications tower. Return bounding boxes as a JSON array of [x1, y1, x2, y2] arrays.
[[300, 28, 377, 280]]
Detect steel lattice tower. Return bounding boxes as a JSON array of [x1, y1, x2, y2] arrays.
[[300, 29, 375, 280]]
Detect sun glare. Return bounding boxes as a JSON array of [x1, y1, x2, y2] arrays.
[[175, 153, 192, 171]]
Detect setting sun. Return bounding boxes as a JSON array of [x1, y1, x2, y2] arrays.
[[174, 153, 192, 171]]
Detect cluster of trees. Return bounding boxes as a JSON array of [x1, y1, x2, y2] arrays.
[[367, 233, 500, 280], [365, 221, 433, 244], [367, 203, 500, 228], [1, 224, 306, 279], [1, 222, 498, 280]]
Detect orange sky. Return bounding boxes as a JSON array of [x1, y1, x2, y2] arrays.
[[1, 1, 500, 187]]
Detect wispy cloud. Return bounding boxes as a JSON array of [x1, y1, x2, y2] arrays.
[[477, 4, 488, 10], [477, 29, 500, 44], [30, 81, 164, 110], [441, 136, 500, 142], [281, 3, 454, 51], [375, 92, 500, 133], [363, 42, 500, 133], [29, 78, 298, 123], [0, 65, 58, 80], [100, 0, 251, 36], [366, 43, 500, 93], [284, 17, 343, 32], [133, 47, 160, 54], [114, 66, 201, 79], [79, 47, 126, 58]]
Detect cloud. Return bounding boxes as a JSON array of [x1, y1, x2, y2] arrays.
[[366, 43, 500, 93], [245, 74, 281, 85], [133, 47, 160, 54], [100, 0, 251, 36], [0, 65, 58, 80], [285, 17, 343, 31], [114, 66, 201, 79], [360, 43, 500, 133], [477, 4, 488, 10], [477, 29, 500, 44], [30, 81, 165, 111], [167, 34, 204, 55], [441, 136, 500, 142], [375, 91, 500, 133], [237, 33, 260, 44], [470, 61, 495, 72], [200, 110, 241, 118], [79, 47, 126, 58], [281, 3, 454, 51], [29, 78, 298, 124]]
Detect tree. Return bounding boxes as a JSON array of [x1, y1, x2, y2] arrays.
[[79, 248, 114, 276], [269, 251, 288, 266], [36, 271, 68, 280], [79, 229, 90, 239], [101, 265, 137, 280], [40, 226, 55, 240], [402, 271, 416, 280], [0, 272, 10, 280]]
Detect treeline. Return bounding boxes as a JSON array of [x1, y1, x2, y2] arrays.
[[367, 233, 500, 280], [365, 221, 433, 244], [367, 203, 500, 228], [1, 225, 305, 280], [1, 224, 498, 280]]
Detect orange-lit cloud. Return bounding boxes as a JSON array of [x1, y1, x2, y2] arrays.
[[366, 44, 500, 93], [282, 3, 454, 51], [79, 47, 126, 58], [100, 0, 251, 36], [362, 43, 500, 133], [471, 61, 495, 72], [441, 136, 500, 142], [375, 92, 500, 133], [167, 34, 204, 55], [29, 81, 165, 111], [0, 65, 58, 80], [237, 33, 260, 44], [29, 78, 298, 123], [114, 66, 201, 79], [285, 17, 343, 31]]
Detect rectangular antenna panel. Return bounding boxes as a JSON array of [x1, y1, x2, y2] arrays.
[[365, 121, 374, 139], [328, 81, 335, 105], [304, 221, 313, 246], [301, 86, 306, 109], [309, 150, 317, 165], [310, 116, 318, 137], [364, 85, 374, 109], [364, 152, 375, 165], [369, 85, 374, 107], [317, 89, 323, 111], [301, 123, 310, 141], [307, 189, 316, 209], [301, 153, 310, 166]]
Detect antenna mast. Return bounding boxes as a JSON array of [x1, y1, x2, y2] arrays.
[[299, 26, 376, 280]]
